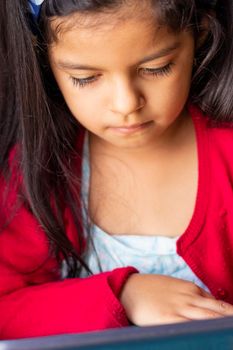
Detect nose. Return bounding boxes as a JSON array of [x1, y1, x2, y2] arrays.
[[109, 77, 145, 116]]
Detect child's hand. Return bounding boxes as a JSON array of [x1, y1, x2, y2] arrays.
[[120, 274, 233, 325]]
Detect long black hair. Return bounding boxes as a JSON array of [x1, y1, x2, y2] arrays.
[[0, 1, 23, 171], [1, 0, 233, 277]]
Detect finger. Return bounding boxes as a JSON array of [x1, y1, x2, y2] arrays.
[[199, 289, 215, 299], [192, 297, 233, 316], [182, 306, 224, 320], [181, 283, 214, 299]]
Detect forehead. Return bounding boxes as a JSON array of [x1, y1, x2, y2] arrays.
[[49, 0, 156, 38], [48, 6, 182, 70], [48, 0, 161, 49]]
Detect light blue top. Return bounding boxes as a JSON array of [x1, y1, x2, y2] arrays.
[[78, 133, 208, 291]]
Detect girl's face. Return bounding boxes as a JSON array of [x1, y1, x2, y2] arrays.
[[49, 4, 195, 150]]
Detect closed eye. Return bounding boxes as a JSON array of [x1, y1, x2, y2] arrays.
[[70, 75, 100, 88], [70, 63, 174, 89], [139, 63, 174, 77]]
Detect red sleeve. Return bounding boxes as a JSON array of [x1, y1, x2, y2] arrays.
[[0, 264, 137, 340], [0, 178, 138, 340]]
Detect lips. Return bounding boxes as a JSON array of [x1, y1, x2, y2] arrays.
[[119, 122, 146, 129], [109, 121, 153, 134]]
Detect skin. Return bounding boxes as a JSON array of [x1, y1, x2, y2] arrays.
[[49, 16, 194, 151], [48, 2, 233, 326], [49, 9, 197, 237]]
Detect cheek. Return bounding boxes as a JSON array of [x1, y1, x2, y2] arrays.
[[50, 65, 106, 127], [167, 63, 193, 101], [51, 73, 97, 120], [148, 75, 191, 109], [64, 89, 104, 126], [147, 72, 192, 121], [145, 58, 193, 108], [65, 94, 91, 120]]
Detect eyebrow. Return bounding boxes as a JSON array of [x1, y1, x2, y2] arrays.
[[56, 42, 180, 71]]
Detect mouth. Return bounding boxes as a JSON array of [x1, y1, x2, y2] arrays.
[[109, 121, 153, 135]]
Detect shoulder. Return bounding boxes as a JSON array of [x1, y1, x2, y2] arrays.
[[190, 104, 233, 161], [0, 146, 57, 276]]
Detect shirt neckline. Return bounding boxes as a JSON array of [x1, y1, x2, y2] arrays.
[[81, 105, 210, 245]]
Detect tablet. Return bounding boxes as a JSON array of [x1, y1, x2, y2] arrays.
[[1, 316, 233, 350]]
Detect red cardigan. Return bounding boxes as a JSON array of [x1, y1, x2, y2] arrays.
[[1, 105, 233, 339]]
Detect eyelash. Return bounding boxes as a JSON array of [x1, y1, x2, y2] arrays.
[[70, 63, 174, 88], [71, 75, 99, 88], [141, 63, 173, 77]]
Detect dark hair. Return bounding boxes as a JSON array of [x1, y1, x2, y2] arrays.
[[1, 0, 233, 277], [0, 1, 23, 171]]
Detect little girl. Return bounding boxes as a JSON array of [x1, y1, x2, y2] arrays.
[[1, 0, 233, 340]]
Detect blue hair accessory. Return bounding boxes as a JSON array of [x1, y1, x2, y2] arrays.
[[28, 0, 45, 21]]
